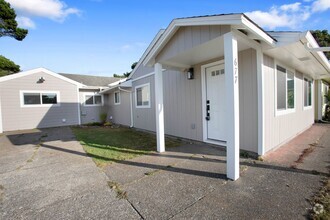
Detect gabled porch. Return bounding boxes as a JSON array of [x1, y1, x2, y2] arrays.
[[143, 14, 275, 180]]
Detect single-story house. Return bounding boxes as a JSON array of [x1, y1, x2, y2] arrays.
[[1, 13, 329, 180], [101, 13, 330, 180], [0, 68, 122, 132]]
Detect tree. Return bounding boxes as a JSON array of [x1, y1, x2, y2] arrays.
[[311, 30, 330, 60], [0, 55, 20, 76], [113, 61, 138, 78], [0, 0, 28, 40]]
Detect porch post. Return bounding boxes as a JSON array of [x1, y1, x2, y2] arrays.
[[224, 32, 240, 180], [154, 63, 165, 152], [316, 80, 322, 121], [257, 49, 265, 156]]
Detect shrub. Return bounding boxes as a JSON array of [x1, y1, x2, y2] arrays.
[[100, 113, 107, 124]]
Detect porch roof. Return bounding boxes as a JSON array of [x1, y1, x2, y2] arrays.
[[143, 13, 277, 67]]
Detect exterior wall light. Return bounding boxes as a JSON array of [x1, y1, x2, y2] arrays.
[[37, 77, 45, 83], [187, 68, 194, 80]]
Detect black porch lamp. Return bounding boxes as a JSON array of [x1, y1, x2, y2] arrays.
[[187, 68, 194, 80]]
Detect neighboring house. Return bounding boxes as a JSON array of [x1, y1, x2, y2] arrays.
[[0, 68, 122, 132], [102, 13, 330, 180]]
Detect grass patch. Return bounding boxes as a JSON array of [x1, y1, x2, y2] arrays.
[[107, 181, 127, 199], [72, 127, 182, 167], [310, 178, 330, 220]]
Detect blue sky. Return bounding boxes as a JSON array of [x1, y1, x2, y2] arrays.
[[2, 0, 330, 76]]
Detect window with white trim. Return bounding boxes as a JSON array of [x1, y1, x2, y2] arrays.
[[304, 77, 313, 108], [276, 65, 295, 112], [114, 91, 120, 105], [22, 91, 59, 107], [135, 83, 150, 108], [84, 94, 103, 106]]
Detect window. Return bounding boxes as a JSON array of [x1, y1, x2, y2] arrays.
[[135, 83, 150, 108], [114, 91, 120, 105], [276, 65, 295, 114], [304, 78, 313, 108], [21, 91, 59, 107], [84, 94, 103, 106]]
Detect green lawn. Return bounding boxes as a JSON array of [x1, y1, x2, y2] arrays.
[[72, 126, 182, 167]]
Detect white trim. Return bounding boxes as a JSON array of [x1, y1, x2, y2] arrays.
[[83, 93, 104, 107], [0, 96, 3, 133], [317, 80, 322, 120], [0, 68, 84, 87], [201, 60, 225, 144], [131, 72, 155, 82], [154, 63, 165, 153], [224, 32, 240, 181], [274, 61, 296, 117], [114, 91, 121, 105], [257, 49, 265, 156], [20, 90, 60, 108], [135, 83, 151, 108], [76, 87, 81, 125], [303, 76, 313, 110]]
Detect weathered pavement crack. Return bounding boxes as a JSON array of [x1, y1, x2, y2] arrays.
[[126, 198, 145, 219], [168, 187, 217, 219]]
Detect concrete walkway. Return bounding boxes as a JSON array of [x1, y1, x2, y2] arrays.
[[0, 127, 139, 219], [0, 124, 329, 219], [104, 124, 330, 219]]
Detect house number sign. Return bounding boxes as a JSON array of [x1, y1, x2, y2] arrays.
[[234, 58, 238, 84]]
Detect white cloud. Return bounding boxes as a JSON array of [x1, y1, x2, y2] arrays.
[[245, 1, 330, 30], [6, 0, 80, 28], [312, 0, 330, 12], [280, 2, 302, 12], [16, 16, 36, 29]]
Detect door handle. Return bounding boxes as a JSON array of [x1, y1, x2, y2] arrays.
[[206, 100, 210, 121]]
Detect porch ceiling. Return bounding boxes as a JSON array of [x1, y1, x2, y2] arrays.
[[264, 41, 330, 79], [160, 36, 250, 69]]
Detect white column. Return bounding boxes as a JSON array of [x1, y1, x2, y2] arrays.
[[317, 80, 322, 121], [224, 32, 240, 181], [257, 49, 265, 156], [154, 63, 165, 153], [0, 96, 3, 133]]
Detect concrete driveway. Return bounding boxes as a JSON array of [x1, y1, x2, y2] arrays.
[[0, 124, 329, 219], [0, 127, 139, 219]]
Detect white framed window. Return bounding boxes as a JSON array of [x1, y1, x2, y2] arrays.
[[20, 91, 60, 107], [84, 93, 103, 106], [275, 64, 296, 116], [135, 83, 150, 108], [114, 91, 120, 105], [303, 77, 313, 109]]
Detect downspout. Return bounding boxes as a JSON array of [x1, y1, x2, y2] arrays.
[[118, 87, 134, 128]]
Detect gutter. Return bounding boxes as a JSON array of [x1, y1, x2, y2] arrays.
[[304, 42, 330, 52]]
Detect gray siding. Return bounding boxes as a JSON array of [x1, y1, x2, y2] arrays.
[[238, 49, 258, 152], [263, 54, 314, 152], [156, 25, 230, 62], [163, 69, 203, 141], [132, 75, 156, 132], [131, 49, 259, 151], [107, 89, 131, 126], [79, 89, 107, 124], [131, 64, 154, 79], [0, 71, 79, 131]]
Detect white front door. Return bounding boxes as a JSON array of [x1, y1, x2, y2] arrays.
[[205, 64, 226, 141]]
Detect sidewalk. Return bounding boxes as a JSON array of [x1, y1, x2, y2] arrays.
[[104, 124, 330, 219]]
